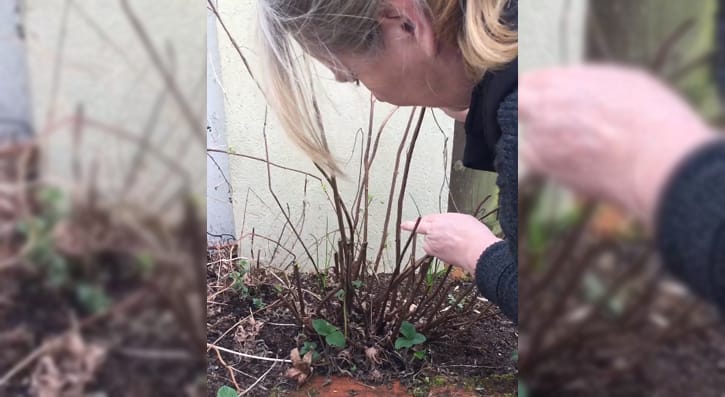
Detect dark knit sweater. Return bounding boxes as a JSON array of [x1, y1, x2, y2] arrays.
[[463, 64, 518, 324], [656, 140, 725, 311]]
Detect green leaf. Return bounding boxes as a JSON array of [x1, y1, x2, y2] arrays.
[[217, 385, 239, 397], [352, 280, 363, 289], [135, 252, 155, 276], [300, 341, 316, 354], [411, 333, 426, 345], [75, 284, 111, 314], [395, 337, 414, 350], [312, 319, 338, 336], [252, 298, 265, 309], [395, 322, 426, 350], [300, 341, 321, 361], [400, 321, 416, 339], [325, 331, 346, 348], [413, 350, 427, 360]]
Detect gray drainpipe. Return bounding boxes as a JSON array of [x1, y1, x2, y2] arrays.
[[206, 1, 236, 245], [1, 0, 33, 144]]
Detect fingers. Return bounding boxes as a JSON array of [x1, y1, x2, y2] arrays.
[[400, 218, 431, 234], [400, 214, 439, 234]]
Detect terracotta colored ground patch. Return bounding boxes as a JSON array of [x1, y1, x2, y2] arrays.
[[289, 376, 485, 397], [290, 376, 409, 397]]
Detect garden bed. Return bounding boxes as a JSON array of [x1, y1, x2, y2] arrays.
[[206, 247, 518, 396]]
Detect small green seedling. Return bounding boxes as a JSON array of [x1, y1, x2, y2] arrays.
[[75, 283, 111, 314], [413, 350, 427, 360], [300, 341, 321, 362], [273, 284, 284, 294], [135, 252, 155, 278], [216, 385, 238, 397], [252, 297, 265, 309], [352, 280, 363, 289], [395, 321, 426, 350], [583, 273, 625, 316], [230, 271, 248, 296], [317, 272, 329, 290], [312, 319, 346, 348], [447, 294, 464, 310], [230, 260, 249, 297]]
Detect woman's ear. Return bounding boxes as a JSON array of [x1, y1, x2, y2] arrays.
[[379, 0, 437, 58]]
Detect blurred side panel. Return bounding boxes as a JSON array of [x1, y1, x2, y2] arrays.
[[519, 1, 725, 396], [1, 1, 206, 396]]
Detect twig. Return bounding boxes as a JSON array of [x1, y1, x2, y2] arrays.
[[121, 0, 203, 143], [649, 18, 695, 73], [207, 0, 263, 93], [213, 345, 241, 391], [373, 107, 419, 273], [293, 263, 306, 317], [116, 347, 194, 361], [208, 299, 282, 347], [261, 107, 319, 274], [0, 340, 55, 386], [208, 148, 322, 182], [207, 343, 292, 363], [240, 362, 277, 396]]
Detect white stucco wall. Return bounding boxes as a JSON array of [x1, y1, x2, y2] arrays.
[[24, 1, 206, 217], [520, 0, 588, 72], [213, 1, 455, 270], [519, 1, 588, 209]]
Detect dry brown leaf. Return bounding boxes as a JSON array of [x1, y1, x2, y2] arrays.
[[30, 332, 107, 397], [234, 317, 264, 345], [365, 346, 382, 365], [370, 369, 383, 382], [285, 348, 313, 385]]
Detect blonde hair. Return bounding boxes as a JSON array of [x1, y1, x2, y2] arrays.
[[258, 0, 517, 174]]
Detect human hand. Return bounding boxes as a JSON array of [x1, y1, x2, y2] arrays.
[[520, 65, 716, 227], [400, 213, 500, 274]]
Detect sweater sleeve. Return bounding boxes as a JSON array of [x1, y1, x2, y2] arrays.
[[475, 91, 519, 324], [655, 140, 725, 311]]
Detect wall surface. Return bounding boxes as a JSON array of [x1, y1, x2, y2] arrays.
[[519, 0, 588, 210], [214, 0, 455, 270], [519, 0, 588, 72], [24, 0, 206, 219]]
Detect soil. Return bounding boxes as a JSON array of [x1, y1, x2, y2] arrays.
[[525, 313, 725, 397], [0, 266, 205, 396], [206, 250, 518, 397], [518, 199, 725, 397]]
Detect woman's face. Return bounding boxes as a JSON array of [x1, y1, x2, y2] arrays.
[[314, 1, 475, 110]]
